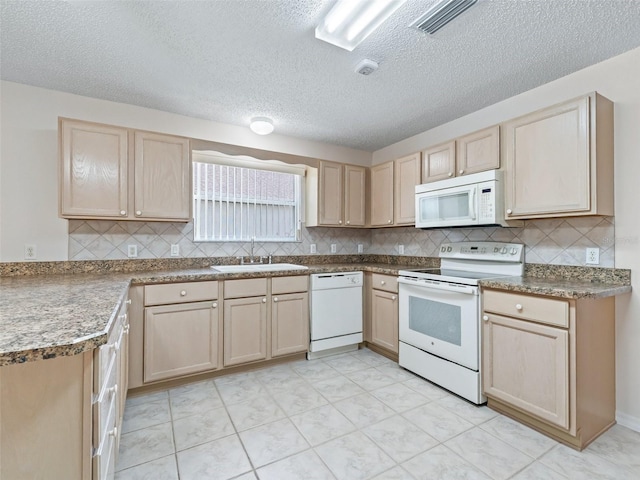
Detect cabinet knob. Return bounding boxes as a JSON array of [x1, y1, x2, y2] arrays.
[[212, 302, 218, 309], [120, 210, 126, 216], [483, 315, 489, 321], [180, 290, 187, 296], [273, 297, 278, 302], [448, 172, 453, 177], [387, 219, 392, 224], [108, 384, 118, 396], [123, 325, 130, 334], [109, 426, 118, 438], [262, 298, 267, 303], [135, 210, 142, 216], [346, 220, 350, 225], [338, 220, 343, 224], [516, 304, 523, 311], [459, 169, 464, 175], [506, 209, 513, 215], [381, 280, 386, 285], [126, 299, 132, 305], [392, 295, 397, 301]]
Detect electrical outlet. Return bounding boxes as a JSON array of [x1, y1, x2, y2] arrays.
[[24, 244, 36, 260], [357, 244, 364, 254], [330, 244, 337, 253], [170, 244, 180, 257], [398, 244, 405, 255], [310, 244, 317, 254], [586, 247, 600, 265], [127, 245, 138, 258]]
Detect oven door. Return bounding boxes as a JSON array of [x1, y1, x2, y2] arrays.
[[398, 276, 479, 370]]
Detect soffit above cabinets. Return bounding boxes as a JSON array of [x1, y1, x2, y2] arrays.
[[2, 0, 640, 152]]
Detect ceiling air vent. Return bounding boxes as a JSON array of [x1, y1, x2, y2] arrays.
[[411, 0, 477, 35]]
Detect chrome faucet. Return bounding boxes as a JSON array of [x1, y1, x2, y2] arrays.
[[248, 236, 262, 264]]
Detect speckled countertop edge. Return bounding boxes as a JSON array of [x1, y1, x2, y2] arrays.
[[1, 257, 631, 366]]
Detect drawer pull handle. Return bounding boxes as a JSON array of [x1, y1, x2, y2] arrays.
[[126, 299, 132, 305], [483, 315, 489, 321], [123, 325, 130, 334], [273, 297, 279, 302], [262, 298, 267, 303], [180, 290, 187, 296], [212, 302, 218, 308], [109, 426, 118, 438], [516, 304, 523, 311], [391, 295, 397, 301], [108, 384, 118, 396], [381, 281, 386, 285]]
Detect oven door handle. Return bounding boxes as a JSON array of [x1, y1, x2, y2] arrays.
[[397, 277, 477, 295]]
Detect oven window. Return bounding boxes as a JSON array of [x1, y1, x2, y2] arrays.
[[408, 296, 462, 346]]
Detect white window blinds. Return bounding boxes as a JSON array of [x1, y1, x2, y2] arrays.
[[192, 153, 303, 242]]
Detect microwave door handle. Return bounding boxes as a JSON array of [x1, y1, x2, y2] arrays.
[[469, 188, 476, 220]]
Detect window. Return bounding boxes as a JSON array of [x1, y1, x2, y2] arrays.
[[193, 152, 303, 242]]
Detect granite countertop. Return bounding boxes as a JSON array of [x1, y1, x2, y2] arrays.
[[0, 263, 411, 367], [479, 275, 632, 299], [1, 260, 631, 367]]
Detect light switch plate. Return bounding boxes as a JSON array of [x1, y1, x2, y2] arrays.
[[398, 244, 405, 255], [170, 244, 180, 257], [357, 244, 363, 254], [127, 245, 138, 258], [310, 244, 317, 254], [330, 244, 337, 253]]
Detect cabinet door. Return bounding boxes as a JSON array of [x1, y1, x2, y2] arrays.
[[370, 289, 398, 353], [344, 165, 366, 226], [394, 153, 421, 225], [60, 119, 128, 218], [134, 131, 191, 221], [456, 125, 499, 176], [370, 162, 394, 226], [318, 161, 344, 226], [483, 313, 569, 429], [223, 296, 267, 366], [503, 97, 590, 218], [272, 292, 309, 357], [144, 301, 219, 383], [421, 140, 456, 183]]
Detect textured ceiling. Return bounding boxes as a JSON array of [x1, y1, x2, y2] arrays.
[[2, 0, 640, 151]]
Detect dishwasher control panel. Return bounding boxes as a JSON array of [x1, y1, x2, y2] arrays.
[[310, 272, 363, 290]]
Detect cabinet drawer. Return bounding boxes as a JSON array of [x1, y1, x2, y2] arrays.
[[145, 281, 218, 306], [483, 290, 569, 328], [92, 396, 116, 480], [224, 278, 268, 299], [371, 273, 398, 293], [272, 275, 308, 294], [93, 358, 118, 448], [95, 319, 121, 393]]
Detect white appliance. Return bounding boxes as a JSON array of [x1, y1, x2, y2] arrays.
[[309, 272, 363, 359], [415, 170, 522, 229], [398, 242, 524, 404]]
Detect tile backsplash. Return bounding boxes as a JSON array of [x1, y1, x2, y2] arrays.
[[69, 216, 614, 267]]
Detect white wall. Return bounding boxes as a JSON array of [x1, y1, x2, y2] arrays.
[[374, 46, 640, 430], [0, 81, 371, 261]]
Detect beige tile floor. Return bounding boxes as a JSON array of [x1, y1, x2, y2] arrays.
[[116, 348, 640, 480]]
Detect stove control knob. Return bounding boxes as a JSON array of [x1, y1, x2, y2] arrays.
[[447, 246, 452, 252], [441, 246, 446, 252], [510, 248, 518, 255], [501, 247, 507, 254], [494, 247, 499, 253]]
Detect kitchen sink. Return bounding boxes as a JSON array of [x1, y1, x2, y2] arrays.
[[211, 263, 308, 273]]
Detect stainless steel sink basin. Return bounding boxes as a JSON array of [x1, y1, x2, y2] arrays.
[[211, 263, 308, 273]]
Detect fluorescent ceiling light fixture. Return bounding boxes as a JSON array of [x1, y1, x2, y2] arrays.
[[316, 0, 406, 51], [410, 0, 477, 35], [249, 117, 274, 135]]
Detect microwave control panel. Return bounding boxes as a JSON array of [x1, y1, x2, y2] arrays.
[[478, 182, 495, 221]]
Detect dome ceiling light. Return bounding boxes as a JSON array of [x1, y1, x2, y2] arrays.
[[249, 117, 274, 135]]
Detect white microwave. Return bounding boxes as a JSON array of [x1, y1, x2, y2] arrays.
[[415, 170, 522, 229]]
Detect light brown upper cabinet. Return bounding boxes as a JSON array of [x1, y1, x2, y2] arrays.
[[422, 125, 500, 183], [370, 153, 421, 227], [59, 118, 191, 222], [309, 161, 366, 227], [502, 93, 613, 219], [370, 161, 394, 226]]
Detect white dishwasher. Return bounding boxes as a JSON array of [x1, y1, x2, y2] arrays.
[[308, 271, 363, 359]]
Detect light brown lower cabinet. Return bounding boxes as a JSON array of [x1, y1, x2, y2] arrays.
[[365, 273, 399, 358], [144, 301, 219, 383], [0, 295, 130, 480], [223, 296, 268, 366], [482, 288, 615, 450], [272, 291, 309, 357]]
